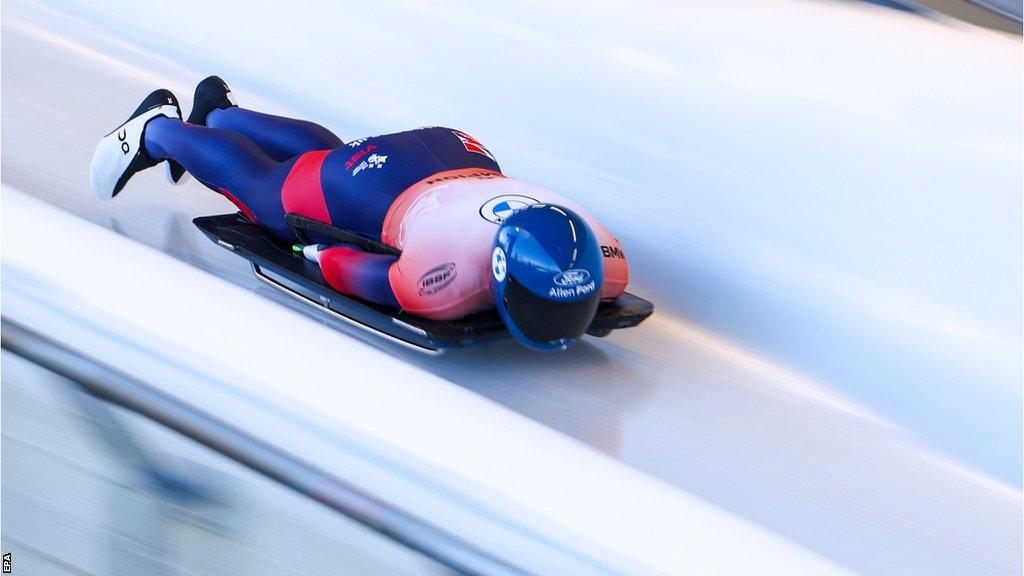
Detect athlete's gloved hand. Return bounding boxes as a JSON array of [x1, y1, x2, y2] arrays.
[[301, 243, 327, 263]]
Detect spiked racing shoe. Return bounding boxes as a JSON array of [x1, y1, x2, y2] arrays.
[[89, 88, 184, 200], [187, 75, 238, 126], [165, 75, 238, 187]]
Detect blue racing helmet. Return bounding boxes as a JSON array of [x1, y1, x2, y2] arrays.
[[491, 204, 604, 351]]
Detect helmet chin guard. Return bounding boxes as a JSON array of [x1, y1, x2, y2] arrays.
[[490, 204, 604, 351]]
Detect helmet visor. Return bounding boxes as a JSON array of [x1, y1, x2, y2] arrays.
[[503, 274, 601, 344]]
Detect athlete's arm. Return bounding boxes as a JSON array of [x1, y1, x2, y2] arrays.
[[303, 244, 400, 307]]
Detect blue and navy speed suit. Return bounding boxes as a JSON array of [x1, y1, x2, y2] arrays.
[[143, 108, 501, 307]]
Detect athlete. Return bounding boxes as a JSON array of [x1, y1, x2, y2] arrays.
[[90, 77, 629, 350]]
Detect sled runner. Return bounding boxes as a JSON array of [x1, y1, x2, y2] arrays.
[[194, 212, 654, 354]]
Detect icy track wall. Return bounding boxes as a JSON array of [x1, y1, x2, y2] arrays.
[[48, 0, 1024, 485], [2, 187, 858, 576]]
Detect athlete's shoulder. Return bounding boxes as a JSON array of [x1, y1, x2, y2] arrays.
[[389, 241, 493, 321]]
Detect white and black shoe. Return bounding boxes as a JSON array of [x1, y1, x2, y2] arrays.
[[89, 88, 184, 200]]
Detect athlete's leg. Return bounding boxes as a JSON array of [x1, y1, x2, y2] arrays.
[[206, 107, 343, 162], [189, 75, 342, 161], [143, 116, 294, 237]]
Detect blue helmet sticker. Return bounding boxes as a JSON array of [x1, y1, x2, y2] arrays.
[[492, 246, 507, 282]]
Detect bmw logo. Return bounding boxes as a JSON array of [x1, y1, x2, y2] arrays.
[[479, 194, 539, 224], [492, 247, 507, 282]]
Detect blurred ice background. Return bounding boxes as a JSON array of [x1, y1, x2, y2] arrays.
[[36, 0, 1023, 485], [2, 0, 1021, 574]]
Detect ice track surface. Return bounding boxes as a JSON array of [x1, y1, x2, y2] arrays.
[[2, 1, 1021, 574]]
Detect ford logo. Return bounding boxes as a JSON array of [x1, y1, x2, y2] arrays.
[[553, 269, 590, 286]]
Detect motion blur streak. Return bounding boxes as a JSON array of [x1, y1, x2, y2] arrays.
[[2, 0, 1021, 574], [639, 314, 885, 424]]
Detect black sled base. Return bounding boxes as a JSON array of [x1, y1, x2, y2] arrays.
[[194, 213, 654, 354]]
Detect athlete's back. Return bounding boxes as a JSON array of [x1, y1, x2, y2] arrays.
[[284, 127, 503, 240]]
